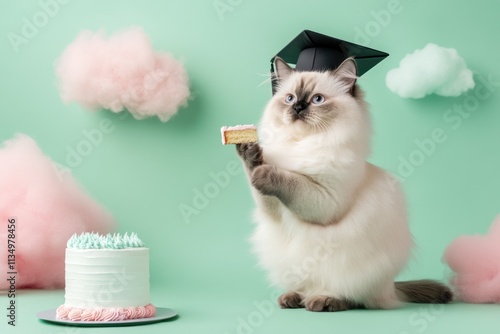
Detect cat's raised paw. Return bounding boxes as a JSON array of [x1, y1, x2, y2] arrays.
[[236, 143, 263, 170], [304, 295, 357, 312], [251, 165, 281, 196], [278, 291, 304, 309]]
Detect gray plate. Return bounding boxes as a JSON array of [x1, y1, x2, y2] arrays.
[[37, 307, 178, 327]]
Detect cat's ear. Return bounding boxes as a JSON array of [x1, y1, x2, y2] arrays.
[[274, 57, 294, 83], [333, 57, 358, 89]]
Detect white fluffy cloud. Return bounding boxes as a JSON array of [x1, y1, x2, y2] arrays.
[[386, 43, 474, 98]]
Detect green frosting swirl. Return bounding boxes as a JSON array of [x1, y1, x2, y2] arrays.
[[67, 232, 145, 249]]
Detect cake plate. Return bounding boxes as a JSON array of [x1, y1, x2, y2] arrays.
[[37, 307, 177, 326]]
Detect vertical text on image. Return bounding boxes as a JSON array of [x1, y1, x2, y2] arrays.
[[6, 217, 17, 326]]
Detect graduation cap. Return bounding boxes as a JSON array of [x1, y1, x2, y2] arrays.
[[270, 30, 389, 94]]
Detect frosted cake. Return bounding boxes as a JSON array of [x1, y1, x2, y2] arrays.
[[56, 233, 156, 321], [221, 124, 258, 144]]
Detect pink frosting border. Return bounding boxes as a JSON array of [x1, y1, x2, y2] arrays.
[[56, 303, 156, 321]]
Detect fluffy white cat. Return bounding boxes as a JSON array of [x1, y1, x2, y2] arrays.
[[236, 57, 452, 311]]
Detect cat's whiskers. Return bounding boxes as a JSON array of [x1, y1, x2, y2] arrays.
[[256, 72, 276, 88], [309, 114, 335, 133]]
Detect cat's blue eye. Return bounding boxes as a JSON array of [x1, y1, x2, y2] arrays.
[[311, 94, 325, 105], [284, 94, 296, 104]]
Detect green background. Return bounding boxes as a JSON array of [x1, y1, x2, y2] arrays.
[[1, 0, 500, 333]]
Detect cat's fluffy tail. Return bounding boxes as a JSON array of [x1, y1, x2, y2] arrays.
[[395, 280, 453, 303]]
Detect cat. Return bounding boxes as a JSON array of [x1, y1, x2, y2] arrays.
[[236, 56, 453, 312]]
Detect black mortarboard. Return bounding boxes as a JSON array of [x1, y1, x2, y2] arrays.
[[271, 30, 389, 94]]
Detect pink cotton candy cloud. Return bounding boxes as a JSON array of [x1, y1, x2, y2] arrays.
[[56, 27, 190, 122], [443, 215, 500, 303], [0, 134, 116, 289]]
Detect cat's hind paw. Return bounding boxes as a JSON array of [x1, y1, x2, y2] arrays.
[[278, 291, 304, 309], [304, 295, 359, 312]]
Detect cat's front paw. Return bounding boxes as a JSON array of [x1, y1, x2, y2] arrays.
[[236, 143, 263, 170], [251, 165, 281, 196]]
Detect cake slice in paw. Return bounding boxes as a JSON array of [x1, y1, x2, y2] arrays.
[[221, 125, 258, 145]]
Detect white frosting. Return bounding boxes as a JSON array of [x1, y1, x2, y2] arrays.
[[221, 124, 256, 132], [63, 248, 151, 308]]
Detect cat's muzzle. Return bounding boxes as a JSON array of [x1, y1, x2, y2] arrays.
[[293, 100, 309, 114], [290, 100, 310, 121]]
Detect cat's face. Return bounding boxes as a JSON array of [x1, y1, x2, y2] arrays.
[[262, 57, 366, 138]]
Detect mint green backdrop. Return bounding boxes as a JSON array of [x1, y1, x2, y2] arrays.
[[1, 0, 499, 333]]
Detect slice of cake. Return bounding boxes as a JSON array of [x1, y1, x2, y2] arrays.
[[56, 232, 156, 321], [221, 124, 258, 145]]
